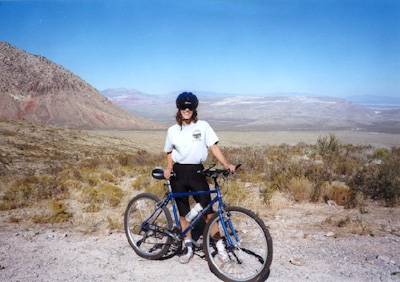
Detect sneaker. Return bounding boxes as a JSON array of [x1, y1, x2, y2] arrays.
[[179, 247, 193, 264], [216, 239, 229, 262]]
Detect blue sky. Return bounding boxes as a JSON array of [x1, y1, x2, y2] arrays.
[[1, 0, 399, 98]]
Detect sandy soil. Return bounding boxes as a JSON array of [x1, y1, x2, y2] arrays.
[[1, 203, 399, 282]]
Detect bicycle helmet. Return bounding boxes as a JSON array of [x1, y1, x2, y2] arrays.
[[176, 92, 198, 111]]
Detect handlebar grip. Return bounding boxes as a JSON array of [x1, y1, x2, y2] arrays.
[[235, 163, 242, 170]]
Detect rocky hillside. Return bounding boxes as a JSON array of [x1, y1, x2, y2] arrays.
[[0, 42, 162, 130]]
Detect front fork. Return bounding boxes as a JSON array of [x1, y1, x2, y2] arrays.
[[219, 208, 241, 250]]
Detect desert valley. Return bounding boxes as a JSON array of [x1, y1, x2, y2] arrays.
[[1, 42, 400, 281]]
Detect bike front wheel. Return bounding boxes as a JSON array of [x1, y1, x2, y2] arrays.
[[203, 206, 273, 282], [124, 193, 173, 260]]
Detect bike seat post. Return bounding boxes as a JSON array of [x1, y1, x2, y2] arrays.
[[166, 179, 173, 193]]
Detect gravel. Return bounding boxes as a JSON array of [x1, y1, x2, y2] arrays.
[[1, 204, 400, 282]]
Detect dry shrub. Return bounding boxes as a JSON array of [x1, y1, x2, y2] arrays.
[[62, 179, 83, 190], [31, 200, 72, 224], [0, 201, 16, 211], [224, 182, 247, 206], [144, 180, 166, 198], [322, 181, 351, 206], [373, 148, 390, 160], [80, 169, 101, 186], [346, 190, 368, 210], [107, 215, 122, 230], [317, 133, 341, 155], [287, 176, 313, 202], [97, 184, 124, 207], [100, 172, 115, 183], [84, 203, 101, 213], [266, 190, 292, 209], [80, 157, 101, 169], [49, 200, 72, 223], [112, 167, 127, 178], [132, 174, 151, 190], [322, 213, 372, 236], [82, 187, 99, 204], [3, 175, 68, 208], [270, 171, 290, 191], [82, 184, 124, 207], [117, 153, 134, 166]]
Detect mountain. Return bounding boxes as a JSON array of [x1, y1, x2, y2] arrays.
[[346, 95, 400, 110], [0, 42, 162, 130], [102, 88, 400, 133], [101, 88, 173, 123], [200, 96, 383, 130]]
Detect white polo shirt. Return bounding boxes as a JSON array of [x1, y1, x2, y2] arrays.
[[164, 120, 219, 164]]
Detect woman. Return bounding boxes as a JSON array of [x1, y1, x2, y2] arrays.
[[164, 92, 235, 264]]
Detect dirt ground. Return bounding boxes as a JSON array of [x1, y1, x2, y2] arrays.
[[1, 202, 399, 282]]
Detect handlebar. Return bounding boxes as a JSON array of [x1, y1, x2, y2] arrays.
[[151, 164, 241, 180], [197, 163, 242, 178]]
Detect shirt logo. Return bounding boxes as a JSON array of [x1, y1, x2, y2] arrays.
[[192, 130, 201, 140]]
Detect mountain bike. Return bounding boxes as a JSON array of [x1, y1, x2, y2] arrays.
[[124, 164, 273, 282]]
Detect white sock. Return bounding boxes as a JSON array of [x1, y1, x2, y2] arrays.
[[184, 238, 193, 250]]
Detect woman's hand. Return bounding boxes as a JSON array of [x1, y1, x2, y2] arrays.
[[164, 168, 172, 179], [225, 163, 236, 173]]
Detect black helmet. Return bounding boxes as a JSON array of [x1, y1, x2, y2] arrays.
[[176, 92, 198, 110]]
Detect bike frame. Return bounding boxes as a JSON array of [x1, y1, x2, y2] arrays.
[[148, 176, 240, 248]]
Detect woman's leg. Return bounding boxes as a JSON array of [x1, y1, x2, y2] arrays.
[[172, 164, 194, 263], [179, 216, 191, 238]]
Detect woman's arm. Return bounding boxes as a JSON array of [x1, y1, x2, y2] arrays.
[[164, 152, 173, 179], [210, 144, 235, 172]]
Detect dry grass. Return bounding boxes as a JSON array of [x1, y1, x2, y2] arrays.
[[287, 176, 314, 202], [1, 118, 399, 233], [266, 190, 292, 209], [321, 181, 351, 206]]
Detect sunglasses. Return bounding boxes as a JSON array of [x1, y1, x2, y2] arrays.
[[178, 103, 195, 111]]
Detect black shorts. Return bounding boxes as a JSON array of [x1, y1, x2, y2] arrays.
[[171, 163, 213, 217]]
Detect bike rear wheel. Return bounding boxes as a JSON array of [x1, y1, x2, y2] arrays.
[[124, 193, 173, 260], [203, 206, 273, 282]]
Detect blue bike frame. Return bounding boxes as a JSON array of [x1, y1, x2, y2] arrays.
[[151, 178, 240, 248]]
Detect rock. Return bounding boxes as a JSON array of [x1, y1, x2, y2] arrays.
[[101, 229, 112, 236], [327, 200, 337, 206], [391, 271, 400, 276], [289, 258, 302, 266], [291, 231, 305, 239], [365, 254, 377, 265], [325, 232, 335, 237], [377, 255, 391, 264]]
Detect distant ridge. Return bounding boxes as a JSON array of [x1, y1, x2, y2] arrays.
[[103, 88, 400, 133], [0, 42, 163, 130]]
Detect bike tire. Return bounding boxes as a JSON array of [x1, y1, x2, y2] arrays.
[[124, 192, 173, 260], [203, 206, 273, 282]]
